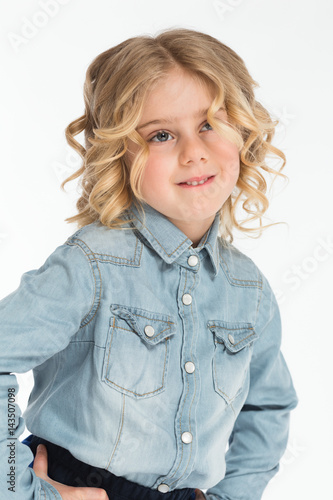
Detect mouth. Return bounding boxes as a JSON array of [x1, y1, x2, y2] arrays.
[[177, 175, 215, 188]]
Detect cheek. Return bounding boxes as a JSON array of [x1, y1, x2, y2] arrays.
[[223, 140, 240, 161], [218, 143, 240, 182], [140, 160, 161, 197], [141, 151, 170, 185], [230, 158, 241, 183]]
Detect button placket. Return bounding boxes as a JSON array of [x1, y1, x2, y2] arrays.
[[158, 484, 170, 493], [157, 267, 197, 489], [187, 255, 199, 267], [182, 294, 192, 305], [185, 361, 195, 374], [181, 431, 193, 444]]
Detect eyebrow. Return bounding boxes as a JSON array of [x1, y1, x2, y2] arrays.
[[137, 107, 224, 131]]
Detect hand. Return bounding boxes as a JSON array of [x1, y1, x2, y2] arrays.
[[195, 489, 206, 500], [33, 444, 109, 500]]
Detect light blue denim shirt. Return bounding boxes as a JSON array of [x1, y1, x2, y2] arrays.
[[0, 203, 297, 500]]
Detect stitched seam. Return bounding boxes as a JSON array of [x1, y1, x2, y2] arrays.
[[198, 231, 209, 248], [230, 402, 236, 417], [206, 241, 218, 270], [107, 394, 125, 468], [170, 273, 197, 488], [69, 340, 104, 346], [130, 312, 174, 324], [113, 323, 173, 339], [67, 241, 97, 325], [170, 441, 193, 488], [213, 355, 231, 402], [255, 270, 264, 322], [220, 253, 258, 282], [105, 341, 167, 396], [205, 241, 214, 252], [205, 241, 213, 252], [161, 340, 168, 391], [209, 325, 254, 331], [220, 255, 262, 288], [168, 270, 195, 482], [67, 240, 102, 327], [93, 255, 136, 262], [82, 251, 99, 326], [105, 317, 168, 396], [214, 330, 256, 347], [133, 235, 140, 262], [40, 484, 46, 500], [132, 213, 189, 257], [152, 231, 189, 257], [92, 237, 140, 263], [167, 271, 187, 481], [41, 482, 58, 500], [106, 316, 115, 378], [143, 326, 171, 339], [228, 283, 262, 288], [231, 332, 256, 347], [214, 330, 254, 402]]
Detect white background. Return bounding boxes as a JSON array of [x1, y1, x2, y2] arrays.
[[1, 1, 333, 498]]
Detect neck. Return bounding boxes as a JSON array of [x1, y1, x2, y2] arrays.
[[167, 216, 215, 247]]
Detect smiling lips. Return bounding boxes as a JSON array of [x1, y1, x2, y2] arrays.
[[178, 175, 215, 188]]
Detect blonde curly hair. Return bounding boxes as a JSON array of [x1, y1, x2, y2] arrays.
[[63, 28, 286, 242]]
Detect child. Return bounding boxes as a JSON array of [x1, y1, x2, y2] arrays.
[[0, 28, 297, 500]]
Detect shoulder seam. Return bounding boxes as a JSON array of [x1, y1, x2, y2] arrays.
[[219, 248, 262, 287], [66, 238, 102, 327], [255, 269, 264, 323]]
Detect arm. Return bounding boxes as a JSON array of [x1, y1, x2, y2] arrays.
[[205, 273, 298, 500], [0, 242, 99, 499]]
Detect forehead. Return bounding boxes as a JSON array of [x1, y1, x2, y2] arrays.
[[140, 69, 216, 121]]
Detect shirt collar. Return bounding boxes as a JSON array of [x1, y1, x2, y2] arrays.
[[127, 203, 220, 276]]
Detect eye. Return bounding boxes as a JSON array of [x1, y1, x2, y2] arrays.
[[201, 122, 213, 131], [149, 131, 173, 143]]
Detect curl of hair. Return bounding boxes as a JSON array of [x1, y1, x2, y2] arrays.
[[62, 28, 286, 242]]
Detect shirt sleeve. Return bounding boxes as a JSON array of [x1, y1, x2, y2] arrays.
[[0, 241, 99, 499], [205, 272, 298, 500]]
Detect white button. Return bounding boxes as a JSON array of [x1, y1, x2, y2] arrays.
[[188, 255, 198, 267], [181, 431, 193, 444], [182, 294, 192, 305], [144, 325, 155, 338], [158, 484, 170, 493], [185, 361, 195, 374], [228, 334, 235, 344]]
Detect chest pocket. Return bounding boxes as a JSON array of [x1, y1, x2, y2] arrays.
[[103, 305, 177, 399], [208, 321, 258, 405]]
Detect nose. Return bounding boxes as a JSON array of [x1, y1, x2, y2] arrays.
[[178, 135, 209, 166]]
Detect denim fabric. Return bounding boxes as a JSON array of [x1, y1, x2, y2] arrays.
[[0, 202, 297, 500], [22, 434, 196, 500]]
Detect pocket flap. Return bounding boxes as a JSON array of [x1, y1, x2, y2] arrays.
[[208, 320, 258, 352], [110, 304, 176, 345]]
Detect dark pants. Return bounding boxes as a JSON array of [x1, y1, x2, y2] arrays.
[[22, 435, 196, 500]]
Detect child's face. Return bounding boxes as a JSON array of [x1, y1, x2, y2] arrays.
[[129, 68, 240, 244]]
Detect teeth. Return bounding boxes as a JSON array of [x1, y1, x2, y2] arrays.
[[186, 177, 209, 186]]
